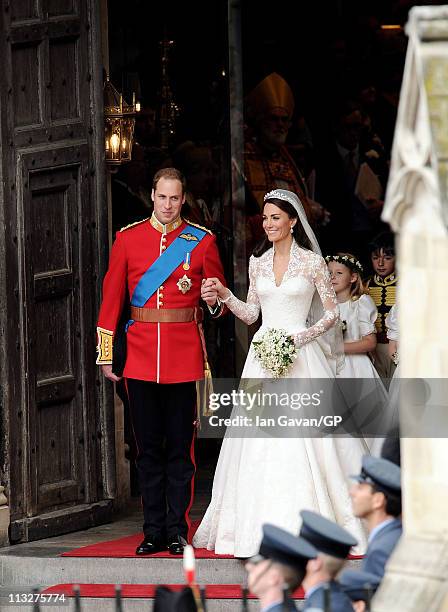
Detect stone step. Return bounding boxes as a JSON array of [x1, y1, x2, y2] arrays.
[[0, 507, 362, 610], [0, 555, 247, 586], [0, 553, 362, 587]]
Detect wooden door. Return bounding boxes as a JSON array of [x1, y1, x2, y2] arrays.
[[0, 0, 114, 543]]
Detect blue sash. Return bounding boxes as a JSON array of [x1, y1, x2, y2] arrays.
[[130, 224, 207, 307]]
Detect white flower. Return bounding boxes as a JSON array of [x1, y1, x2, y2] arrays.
[[252, 328, 298, 378]]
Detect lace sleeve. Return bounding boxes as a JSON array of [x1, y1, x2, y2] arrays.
[[294, 256, 339, 348], [221, 256, 261, 325]]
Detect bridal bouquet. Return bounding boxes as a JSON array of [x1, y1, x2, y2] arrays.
[[252, 328, 298, 378]]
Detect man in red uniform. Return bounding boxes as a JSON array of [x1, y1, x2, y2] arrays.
[[96, 168, 226, 555]]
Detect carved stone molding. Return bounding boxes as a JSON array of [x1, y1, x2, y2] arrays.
[[374, 6, 448, 611], [383, 6, 448, 232]]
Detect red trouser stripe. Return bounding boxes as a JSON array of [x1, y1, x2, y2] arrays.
[[185, 419, 197, 540], [123, 378, 145, 519]]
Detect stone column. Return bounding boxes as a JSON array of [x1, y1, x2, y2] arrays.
[[374, 7, 448, 611]]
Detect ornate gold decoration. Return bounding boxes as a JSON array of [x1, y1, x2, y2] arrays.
[[150, 213, 182, 234], [179, 233, 198, 242], [177, 275, 193, 294], [96, 327, 114, 364], [185, 220, 213, 235], [120, 218, 149, 232]]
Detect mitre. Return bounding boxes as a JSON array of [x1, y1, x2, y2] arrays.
[[245, 72, 295, 119]]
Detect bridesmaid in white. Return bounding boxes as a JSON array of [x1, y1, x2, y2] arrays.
[[326, 253, 389, 454], [193, 189, 368, 558]]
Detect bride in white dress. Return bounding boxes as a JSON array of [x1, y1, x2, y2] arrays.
[[193, 189, 368, 557]]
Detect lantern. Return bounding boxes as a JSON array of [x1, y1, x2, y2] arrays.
[[104, 76, 138, 168]]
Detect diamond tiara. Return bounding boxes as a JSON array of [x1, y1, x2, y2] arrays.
[[264, 189, 302, 216]]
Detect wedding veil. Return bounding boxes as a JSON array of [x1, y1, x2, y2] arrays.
[[264, 189, 345, 374]]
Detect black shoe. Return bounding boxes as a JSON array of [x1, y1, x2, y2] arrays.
[[135, 534, 166, 555], [167, 535, 187, 555]]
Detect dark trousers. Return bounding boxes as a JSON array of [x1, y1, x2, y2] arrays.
[[126, 379, 197, 540]]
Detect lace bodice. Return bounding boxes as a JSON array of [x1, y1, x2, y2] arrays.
[[222, 241, 339, 347]]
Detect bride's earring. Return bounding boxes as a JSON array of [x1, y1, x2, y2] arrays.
[[290, 227, 294, 234]]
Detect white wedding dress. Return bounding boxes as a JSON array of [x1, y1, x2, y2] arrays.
[[193, 242, 368, 557]]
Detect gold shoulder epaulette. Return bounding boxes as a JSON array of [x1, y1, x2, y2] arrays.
[[120, 217, 150, 232], [184, 219, 213, 235]]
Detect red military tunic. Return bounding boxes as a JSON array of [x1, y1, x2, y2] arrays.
[[96, 214, 226, 383]]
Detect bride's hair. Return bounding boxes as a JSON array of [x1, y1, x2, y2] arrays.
[[252, 197, 313, 257]]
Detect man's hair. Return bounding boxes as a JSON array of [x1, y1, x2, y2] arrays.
[[385, 494, 402, 517], [368, 231, 395, 257], [319, 554, 345, 579], [370, 484, 402, 517], [272, 562, 305, 591], [152, 167, 187, 193]]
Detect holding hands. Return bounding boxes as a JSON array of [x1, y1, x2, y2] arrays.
[[201, 277, 230, 305]]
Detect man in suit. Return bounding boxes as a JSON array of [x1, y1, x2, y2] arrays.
[[344, 456, 402, 579], [315, 99, 389, 260], [245, 524, 317, 612], [339, 569, 380, 612], [299, 510, 358, 611], [96, 167, 226, 556]]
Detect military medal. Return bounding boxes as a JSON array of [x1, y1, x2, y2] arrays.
[[177, 274, 192, 294], [183, 252, 191, 271]]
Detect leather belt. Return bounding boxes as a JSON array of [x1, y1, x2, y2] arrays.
[[130, 306, 204, 323]]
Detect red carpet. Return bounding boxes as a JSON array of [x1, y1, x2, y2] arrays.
[[43, 584, 305, 599], [61, 520, 363, 560], [61, 521, 232, 559]]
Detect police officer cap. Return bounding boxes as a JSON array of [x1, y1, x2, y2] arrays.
[[299, 510, 358, 559], [339, 569, 380, 602], [257, 524, 317, 571], [351, 455, 401, 497]]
